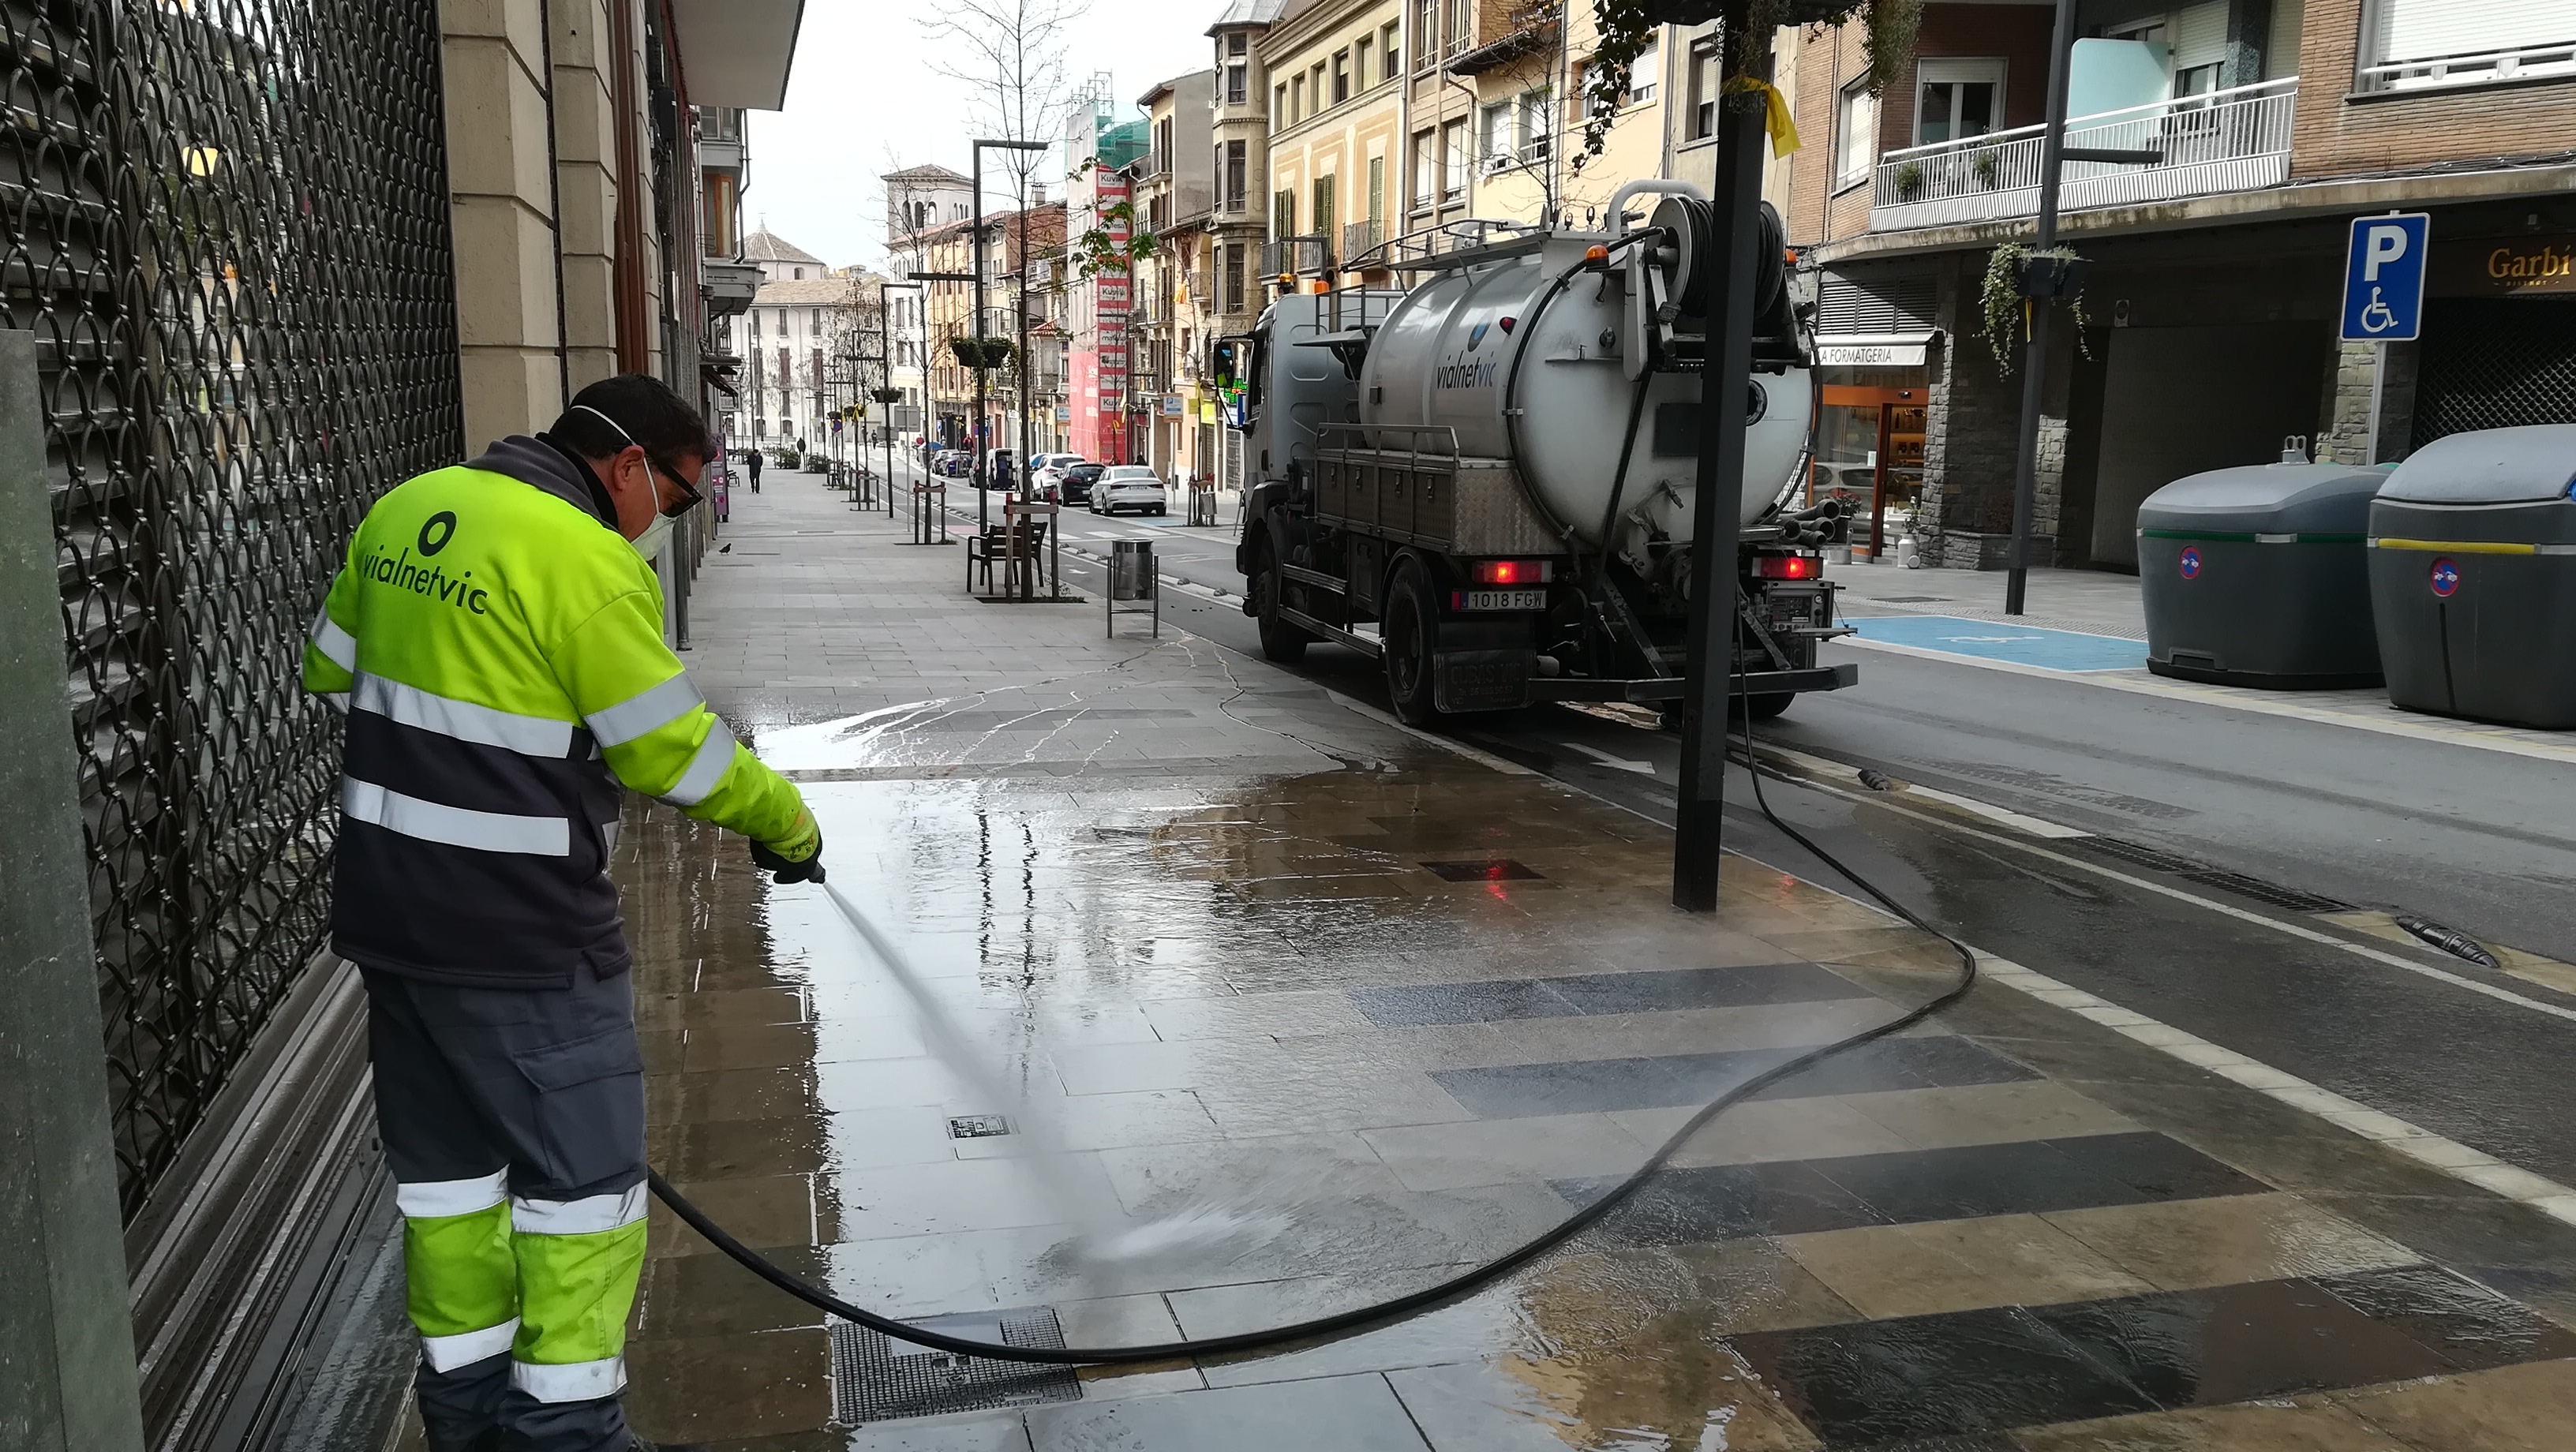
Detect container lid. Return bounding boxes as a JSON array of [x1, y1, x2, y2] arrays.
[[2378, 424, 2576, 504], [2137, 462, 2389, 535]]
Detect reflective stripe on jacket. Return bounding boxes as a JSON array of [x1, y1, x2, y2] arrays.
[[301, 434, 814, 988]]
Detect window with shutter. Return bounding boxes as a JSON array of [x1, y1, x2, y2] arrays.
[[2366, 0, 2576, 90]]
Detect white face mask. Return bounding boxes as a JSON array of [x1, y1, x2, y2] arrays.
[[630, 511, 674, 563]]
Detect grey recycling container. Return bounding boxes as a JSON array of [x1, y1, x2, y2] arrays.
[[2368, 424, 2576, 728], [2137, 461, 2387, 688]]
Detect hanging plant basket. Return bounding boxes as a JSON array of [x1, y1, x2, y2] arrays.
[[949, 336, 1017, 371], [1980, 242, 2094, 375]]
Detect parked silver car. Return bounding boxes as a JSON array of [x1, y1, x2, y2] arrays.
[[1090, 465, 1168, 517]]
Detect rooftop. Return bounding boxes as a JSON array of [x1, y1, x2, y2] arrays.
[[742, 229, 827, 266], [1204, 0, 1289, 36]]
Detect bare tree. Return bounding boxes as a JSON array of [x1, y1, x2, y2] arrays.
[[919, 0, 1090, 460]]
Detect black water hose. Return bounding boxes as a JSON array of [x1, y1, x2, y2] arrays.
[[646, 728, 1981, 1368]]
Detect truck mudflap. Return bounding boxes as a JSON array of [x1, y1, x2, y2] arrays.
[[1530, 664, 1859, 705]]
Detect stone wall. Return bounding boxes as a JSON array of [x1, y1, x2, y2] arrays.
[[2318, 338, 2419, 466], [1915, 252, 2069, 568]]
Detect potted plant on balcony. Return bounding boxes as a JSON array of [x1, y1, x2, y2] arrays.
[[1973, 151, 2000, 189], [1894, 161, 1925, 200]]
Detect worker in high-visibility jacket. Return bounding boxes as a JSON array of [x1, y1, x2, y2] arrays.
[[302, 373, 818, 1452]]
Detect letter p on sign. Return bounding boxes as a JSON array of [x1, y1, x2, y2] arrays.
[[2363, 225, 2409, 281], [2342, 212, 2428, 342]]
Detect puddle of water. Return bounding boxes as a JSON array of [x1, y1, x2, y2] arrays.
[[817, 872, 1295, 1278]]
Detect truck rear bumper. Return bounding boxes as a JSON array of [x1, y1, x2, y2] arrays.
[[1530, 664, 1859, 704]]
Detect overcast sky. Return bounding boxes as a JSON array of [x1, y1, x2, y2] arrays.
[[743, 1, 1218, 271]]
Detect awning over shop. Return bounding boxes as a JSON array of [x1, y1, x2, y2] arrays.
[[1814, 331, 1938, 367]]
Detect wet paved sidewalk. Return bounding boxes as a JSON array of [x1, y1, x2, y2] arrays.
[[609, 478, 2576, 1450]]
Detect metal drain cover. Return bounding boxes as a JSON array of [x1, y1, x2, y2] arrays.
[[829, 1307, 1080, 1424], [948, 1114, 1011, 1139]]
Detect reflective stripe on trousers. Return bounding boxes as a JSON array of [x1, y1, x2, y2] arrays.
[[398, 1170, 648, 1400]]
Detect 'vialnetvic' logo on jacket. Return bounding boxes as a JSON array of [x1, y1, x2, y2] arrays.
[[356, 543, 492, 615]]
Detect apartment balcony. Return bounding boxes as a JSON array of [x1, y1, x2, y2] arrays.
[[1340, 220, 1380, 266], [1260, 234, 1333, 278], [1137, 149, 1172, 182], [1870, 77, 2296, 234]]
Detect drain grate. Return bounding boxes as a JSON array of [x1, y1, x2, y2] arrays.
[[2183, 870, 2355, 914], [947, 1114, 1011, 1139], [1422, 859, 1545, 881], [2077, 836, 2210, 875], [2079, 839, 2354, 913], [829, 1307, 1080, 1424]]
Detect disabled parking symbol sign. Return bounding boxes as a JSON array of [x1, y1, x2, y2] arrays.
[[2342, 213, 2428, 342], [2177, 545, 2202, 580], [2430, 557, 2461, 597]]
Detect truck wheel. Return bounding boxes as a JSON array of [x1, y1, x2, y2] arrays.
[[1383, 560, 1438, 725], [1742, 691, 1793, 721], [1249, 537, 1311, 664]]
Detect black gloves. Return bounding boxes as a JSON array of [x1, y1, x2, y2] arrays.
[[751, 831, 825, 884]]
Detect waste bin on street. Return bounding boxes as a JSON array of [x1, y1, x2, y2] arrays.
[[1107, 539, 1157, 638], [2137, 458, 2387, 687], [2368, 424, 2576, 728]]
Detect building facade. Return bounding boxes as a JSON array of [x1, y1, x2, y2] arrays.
[[1066, 94, 1151, 462], [1131, 70, 1219, 481], [1259, 0, 1406, 288], [919, 200, 1069, 458], [881, 163, 977, 443], [1786, 0, 2576, 570], [1, 5, 803, 1448]]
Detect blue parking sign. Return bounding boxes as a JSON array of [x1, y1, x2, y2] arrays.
[[2342, 213, 2428, 342]]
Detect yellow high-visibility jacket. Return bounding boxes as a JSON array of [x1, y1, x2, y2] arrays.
[[301, 434, 814, 987]]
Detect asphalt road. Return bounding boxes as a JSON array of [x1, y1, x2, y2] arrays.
[[945, 491, 2576, 1190]]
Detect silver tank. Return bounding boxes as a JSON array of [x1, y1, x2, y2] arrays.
[[1357, 233, 1811, 574]]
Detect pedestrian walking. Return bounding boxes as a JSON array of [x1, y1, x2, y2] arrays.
[[302, 373, 823, 1452], [745, 447, 761, 493]]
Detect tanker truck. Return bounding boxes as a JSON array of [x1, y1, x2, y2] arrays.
[[1223, 185, 1855, 725]]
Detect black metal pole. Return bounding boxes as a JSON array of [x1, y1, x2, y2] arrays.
[[2004, 0, 2080, 616], [972, 146, 989, 531], [1672, 81, 1768, 914]]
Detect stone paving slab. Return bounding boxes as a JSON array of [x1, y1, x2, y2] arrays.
[[590, 478, 2576, 1452]]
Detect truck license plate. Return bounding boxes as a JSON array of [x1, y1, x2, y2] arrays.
[[1462, 589, 1546, 612]]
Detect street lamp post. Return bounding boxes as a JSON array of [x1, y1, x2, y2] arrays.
[[911, 270, 977, 534], [973, 137, 1049, 528]]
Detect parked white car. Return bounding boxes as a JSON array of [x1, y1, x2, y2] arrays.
[[1028, 453, 1084, 500], [1090, 465, 1168, 516]]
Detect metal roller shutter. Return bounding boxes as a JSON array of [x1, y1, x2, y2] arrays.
[[2376, 0, 2576, 65]]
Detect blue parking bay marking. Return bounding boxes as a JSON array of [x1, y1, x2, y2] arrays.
[[1844, 614, 2145, 673]]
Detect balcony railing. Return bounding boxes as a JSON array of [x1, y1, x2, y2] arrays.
[[1870, 77, 2296, 233], [1260, 234, 1334, 278], [1341, 219, 1380, 264], [1138, 149, 1173, 181]]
